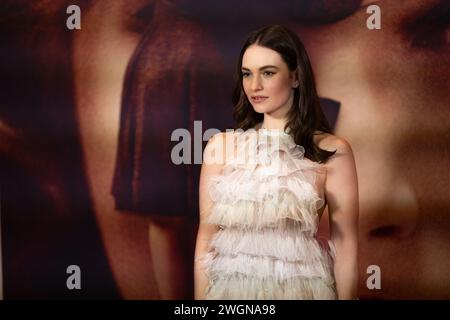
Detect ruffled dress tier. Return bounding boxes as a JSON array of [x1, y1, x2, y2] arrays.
[[202, 129, 337, 299]]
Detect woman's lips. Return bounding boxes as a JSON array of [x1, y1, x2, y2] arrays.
[[251, 96, 268, 103]]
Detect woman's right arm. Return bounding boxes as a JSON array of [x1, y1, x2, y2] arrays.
[[194, 132, 227, 299]]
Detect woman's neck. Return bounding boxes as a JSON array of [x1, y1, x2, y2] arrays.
[[259, 117, 287, 131]]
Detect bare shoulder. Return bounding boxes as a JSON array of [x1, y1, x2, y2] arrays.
[[314, 133, 357, 195], [314, 131, 353, 155]]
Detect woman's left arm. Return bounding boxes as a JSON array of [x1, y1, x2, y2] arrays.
[[325, 137, 359, 300]]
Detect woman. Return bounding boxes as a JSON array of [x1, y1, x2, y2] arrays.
[[194, 25, 359, 299]]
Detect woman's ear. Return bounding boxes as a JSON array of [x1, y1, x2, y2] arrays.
[[291, 72, 299, 88]]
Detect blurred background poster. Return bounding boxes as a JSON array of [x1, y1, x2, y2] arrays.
[[0, 0, 449, 299]]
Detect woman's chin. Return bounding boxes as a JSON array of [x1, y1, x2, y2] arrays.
[[251, 105, 272, 114]]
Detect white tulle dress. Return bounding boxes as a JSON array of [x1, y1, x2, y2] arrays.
[[201, 128, 337, 300]]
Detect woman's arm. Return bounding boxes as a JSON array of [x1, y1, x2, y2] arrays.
[[324, 137, 359, 300], [194, 133, 227, 299]]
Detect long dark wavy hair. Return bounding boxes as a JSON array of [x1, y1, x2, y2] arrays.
[[232, 24, 336, 163]]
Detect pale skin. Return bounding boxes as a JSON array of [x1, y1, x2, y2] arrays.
[[194, 44, 358, 299]]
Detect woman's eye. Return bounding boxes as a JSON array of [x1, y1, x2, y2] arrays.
[[263, 71, 275, 76], [242, 72, 250, 78]]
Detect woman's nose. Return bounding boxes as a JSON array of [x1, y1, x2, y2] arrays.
[[251, 76, 263, 91]]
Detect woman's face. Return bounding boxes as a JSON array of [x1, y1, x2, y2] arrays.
[[241, 45, 297, 118]]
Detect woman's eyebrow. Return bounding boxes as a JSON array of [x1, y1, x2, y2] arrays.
[[241, 65, 279, 71]]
